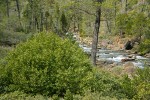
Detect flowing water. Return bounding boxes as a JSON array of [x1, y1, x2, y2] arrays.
[[79, 44, 150, 68]]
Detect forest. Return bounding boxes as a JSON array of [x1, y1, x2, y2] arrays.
[[0, 0, 150, 100]]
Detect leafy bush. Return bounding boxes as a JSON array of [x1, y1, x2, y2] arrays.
[[0, 46, 12, 60], [132, 67, 150, 100], [87, 69, 127, 99], [0, 30, 32, 45], [139, 39, 150, 54], [121, 67, 150, 99], [0, 32, 132, 99], [116, 13, 132, 34], [1, 32, 92, 96], [66, 90, 128, 100], [72, 90, 118, 100], [116, 12, 150, 37], [63, 69, 128, 99], [0, 91, 50, 100], [120, 75, 136, 99]]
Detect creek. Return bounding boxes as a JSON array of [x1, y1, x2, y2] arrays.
[[79, 44, 150, 68]]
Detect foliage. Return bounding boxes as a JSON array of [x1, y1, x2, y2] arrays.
[[138, 39, 150, 54], [72, 90, 119, 100], [0, 32, 129, 99], [1, 32, 150, 99], [116, 0, 150, 36], [0, 32, 92, 96], [132, 67, 150, 100], [0, 47, 12, 60], [0, 16, 32, 45], [0, 31, 32, 45], [121, 67, 150, 99], [120, 75, 136, 99], [0, 0, 150, 99], [60, 11, 69, 34], [130, 13, 150, 37], [116, 10, 150, 51], [116, 13, 132, 34], [90, 69, 127, 98], [63, 68, 129, 99], [0, 91, 51, 100]]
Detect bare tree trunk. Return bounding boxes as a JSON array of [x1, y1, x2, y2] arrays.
[[73, 17, 76, 32], [121, 0, 127, 13], [15, 0, 21, 19], [29, 0, 34, 31], [125, 0, 128, 12], [106, 20, 111, 34], [120, 0, 127, 37], [35, 17, 39, 31], [91, 0, 102, 66], [45, 17, 48, 31], [114, 1, 117, 31], [6, 0, 9, 18], [40, 11, 43, 31]]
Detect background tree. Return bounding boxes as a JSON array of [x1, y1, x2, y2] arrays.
[[91, 0, 103, 66]]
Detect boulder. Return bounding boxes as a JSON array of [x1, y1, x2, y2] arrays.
[[124, 41, 133, 50], [145, 53, 150, 58], [127, 54, 136, 58], [123, 62, 136, 74], [110, 62, 117, 68], [124, 62, 134, 68]]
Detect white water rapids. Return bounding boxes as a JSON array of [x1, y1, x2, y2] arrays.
[[79, 44, 150, 68]]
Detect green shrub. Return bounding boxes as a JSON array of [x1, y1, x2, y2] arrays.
[[72, 90, 128, 100], [0, 47, 13, 94], [121, 67, 150, 99], [88, 69, 127, 99], [120, 75, 136, 99], [116, 12, 150, 38], [0, 30, 32, 44], [0, 32, 130, 99], [1, 32, 92, 96], [139, 39, 150, 54], [0, 91, 50, 100], [133, 67, 150, 100], [62, 69, 128, 99], [0, 46, 12, 60]]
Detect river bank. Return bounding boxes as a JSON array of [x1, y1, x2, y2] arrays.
[[75, 33, 150, 76], [75, 33, 150, 58]]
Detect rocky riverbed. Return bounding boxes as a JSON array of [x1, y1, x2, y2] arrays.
[[74, 33, 150, 68], [79, 44, 150, 68]]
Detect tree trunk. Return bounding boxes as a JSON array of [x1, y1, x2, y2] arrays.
[[125, 0, 128, 12], [106, 20, 111, 34], [29, 0, 34, 31], [15, 0, 21, 19], [114, 1, 117, 17], [91, 0, 102, 66], [121, 0, 127, 13], [45, 17, 48, 31], [35, 17, 39, 31], [6, 0, 9, 18], [120, 0, 127, 37], [40, 11, 43, 31]]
